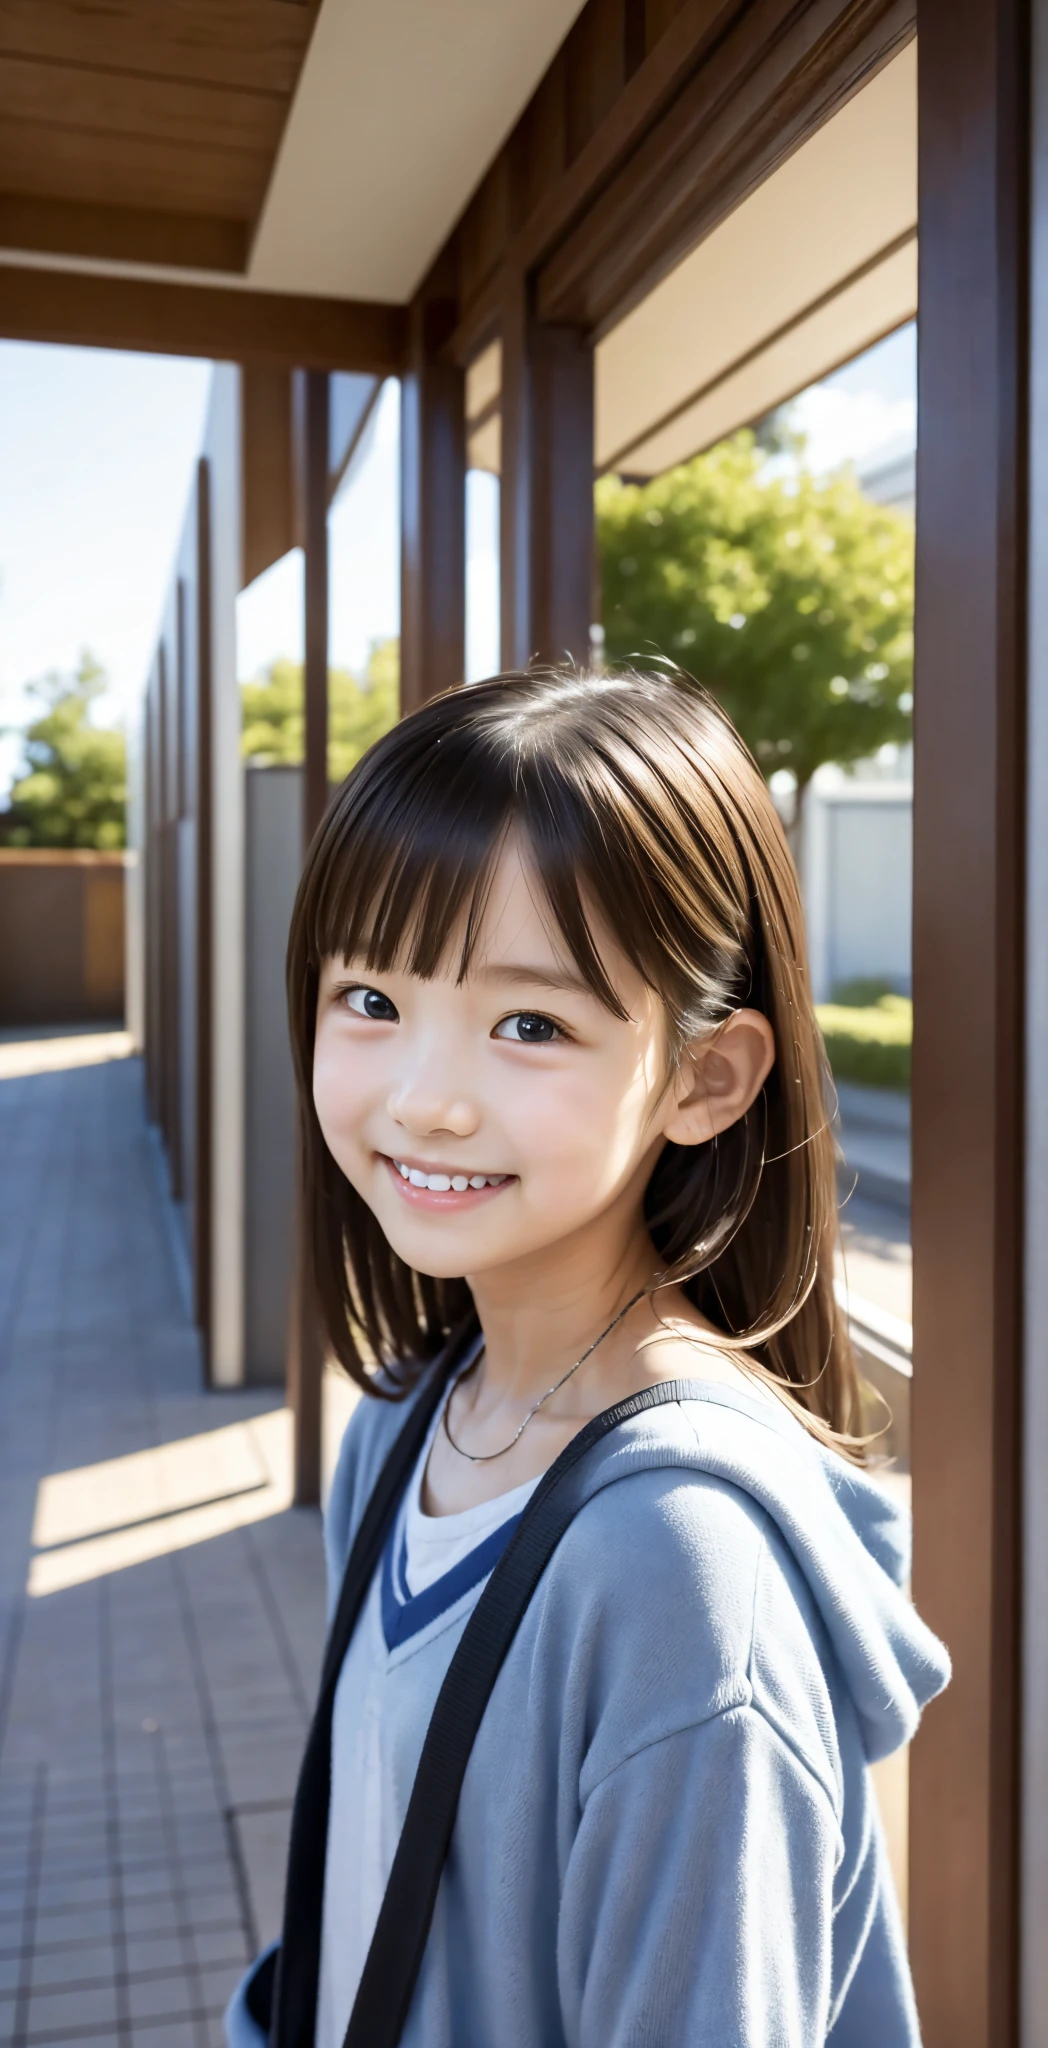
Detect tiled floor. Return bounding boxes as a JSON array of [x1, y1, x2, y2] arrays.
[[0, 1036, 329, 2046]]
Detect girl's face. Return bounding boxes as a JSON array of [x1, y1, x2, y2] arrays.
[[312, 838, 772, 1286]]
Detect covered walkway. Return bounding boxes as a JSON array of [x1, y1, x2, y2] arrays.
[[0, 1033, 327, 2047]]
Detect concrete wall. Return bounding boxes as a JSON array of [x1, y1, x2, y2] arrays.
[[802, 777, 912, 1002], [0, 852, 125, 1027], [243, 764, 301, 1385]]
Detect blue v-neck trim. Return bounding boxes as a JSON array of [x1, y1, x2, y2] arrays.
[[380, 1510, 524, 1652]]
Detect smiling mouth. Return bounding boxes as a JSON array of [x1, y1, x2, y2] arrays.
[[383, 1156, 514, 1197]]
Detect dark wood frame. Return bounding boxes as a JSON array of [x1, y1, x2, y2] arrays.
[[441, 0, 914, 367], [400, 277, 467, 712], [500, 271, 594, 668], [909, 1, 1029, 2040], [0, 266, 406, 374]]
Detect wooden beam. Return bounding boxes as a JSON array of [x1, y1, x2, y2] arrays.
[[909, 0, 1028, 2040], [0, 195, 249, 274], [241, 366, 296, 589], [0, 263, 407, 373], [537, 0, 914, 335], [444, 0, 913, 363], [448, 0, 743, 364], [500, 274, 595, 671], [302, 371, 330, 843], [400, 283, 466, 714]]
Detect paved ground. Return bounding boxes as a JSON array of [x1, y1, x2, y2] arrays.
[[836, 1082, 911, 1219], [0, 1034, 328, 2048], [838, 1190, 912, 1326]]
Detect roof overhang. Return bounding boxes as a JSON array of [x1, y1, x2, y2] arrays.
[[0, 0, 588, 302], [594, 43, 917, 475]]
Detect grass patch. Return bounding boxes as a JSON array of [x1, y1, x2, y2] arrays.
[[816, 982, 912, 1091]]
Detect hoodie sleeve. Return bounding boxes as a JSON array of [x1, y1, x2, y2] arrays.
[[557, 1702, 840, 2048]]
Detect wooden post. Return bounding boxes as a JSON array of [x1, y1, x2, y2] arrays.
[[287, 370, 330, 1509], [500, 270, 595, 671], [909, 1, 1028, 2041], [302, 371, 330, 847], [400, 278, 466, 715]]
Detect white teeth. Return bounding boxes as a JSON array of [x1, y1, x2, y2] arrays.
[[393, 1160, 508, 1192]]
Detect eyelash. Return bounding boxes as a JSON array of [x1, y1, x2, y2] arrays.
[[338, 986, 569, 1044]]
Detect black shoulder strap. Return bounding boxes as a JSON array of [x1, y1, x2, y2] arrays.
[[271, 1330, 468, 2047], [341, 1376, 702, 2048]]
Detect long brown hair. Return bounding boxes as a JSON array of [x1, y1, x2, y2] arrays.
[[287, 666, 866, 1451]]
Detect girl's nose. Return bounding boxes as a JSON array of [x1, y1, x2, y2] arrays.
[[386, 1079, 479, 1139]]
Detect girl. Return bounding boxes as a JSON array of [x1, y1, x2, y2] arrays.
[[227, 666, 948, 2048]]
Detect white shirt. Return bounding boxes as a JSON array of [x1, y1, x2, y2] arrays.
[[315, 1392, 539, 2048]]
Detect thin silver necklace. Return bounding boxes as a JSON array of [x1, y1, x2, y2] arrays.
[[442, 1288, 646, 1464]]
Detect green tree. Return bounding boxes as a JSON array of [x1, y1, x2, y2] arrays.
[[597, 432, 914, 802], [0, 653, 126, 848], [241, 637, 399, 782]]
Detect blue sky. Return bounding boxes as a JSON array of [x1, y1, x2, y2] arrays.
[[0, 343, 211, 790], [0, 321, 915, 796], [236, 375, 402, 684], [0, 347, 404, 795]]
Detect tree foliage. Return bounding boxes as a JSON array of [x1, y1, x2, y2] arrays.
[[241, 637, 398, 783], [0, 653, 126, 848], [597, 432, 914, 793]]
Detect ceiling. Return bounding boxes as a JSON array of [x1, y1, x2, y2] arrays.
[[0, 0, 588, 295], [0, 0, 317, 273], [1, 6, 916, 481], [249, 0, 589, 300]]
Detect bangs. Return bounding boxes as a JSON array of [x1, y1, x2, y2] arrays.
[[305, 717, 641, 1018], [300, 666, 763, 1058]]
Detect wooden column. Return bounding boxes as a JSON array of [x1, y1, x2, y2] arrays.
[[500, 270, 595, 672], [400, 281, 466, 714], [1023, 6, 1048, 2033], [287, 370, 330, 1508], [910, 1, 1029, 2041], [302, 370, 331, 843]]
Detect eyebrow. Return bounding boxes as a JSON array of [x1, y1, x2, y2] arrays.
[[472, 962, 595, 997]]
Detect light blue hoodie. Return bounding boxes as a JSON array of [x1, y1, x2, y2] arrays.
[[227, 1376, 949, 2047]]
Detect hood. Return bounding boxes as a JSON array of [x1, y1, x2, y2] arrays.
[[574, 1379, 950, 1763]]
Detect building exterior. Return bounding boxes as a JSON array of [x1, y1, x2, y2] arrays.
[[2, 3, 1045, 2041], [859, 432, 917, 514]]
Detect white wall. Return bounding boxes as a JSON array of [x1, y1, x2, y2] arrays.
[[205, 367, 246, 1388], [124, 716, 145, 1051], [802, 772, 912, 1001]]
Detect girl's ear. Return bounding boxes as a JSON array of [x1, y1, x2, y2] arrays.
[[661, 1008, 776, 1148]]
